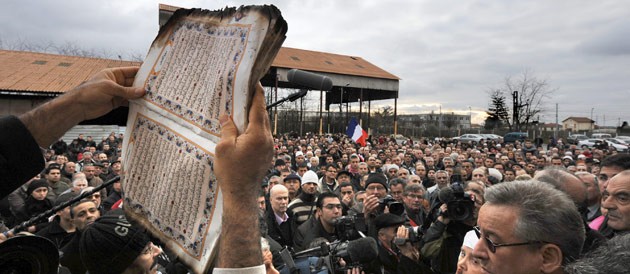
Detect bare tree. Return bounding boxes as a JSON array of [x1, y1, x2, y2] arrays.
[[494, 69, 556, 131], [0, 35, 144, 61], [372, 106, 394, 135]]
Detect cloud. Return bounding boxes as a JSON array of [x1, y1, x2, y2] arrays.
[[2, 0, 630, 126], [576, 20, 630, 56]]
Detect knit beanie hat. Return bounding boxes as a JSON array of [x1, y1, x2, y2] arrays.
[[365, 173, 388, 190], [301, 170, 319, 185], [284, 173, 302, 183], [27, 179, 49, 195], [79, 210, 150, 274]]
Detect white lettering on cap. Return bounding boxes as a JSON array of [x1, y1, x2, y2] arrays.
[[114, 214, 132, 237]]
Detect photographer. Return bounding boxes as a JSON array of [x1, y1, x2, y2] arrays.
[[362, 173, 407, 239], [364, 213, 406, 274], [420, 181, 485, 274]]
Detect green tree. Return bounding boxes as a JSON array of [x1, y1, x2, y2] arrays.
[[485, 89, 510, 130]]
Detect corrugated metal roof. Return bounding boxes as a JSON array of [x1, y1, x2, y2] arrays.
[[273, 47, 399, 80], [0, 50, 141, 94]]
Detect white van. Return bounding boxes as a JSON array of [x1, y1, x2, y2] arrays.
[[592, 133, 612, 139]]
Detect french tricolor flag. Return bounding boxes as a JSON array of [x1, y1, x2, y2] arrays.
[[346, 117, 368, 147]]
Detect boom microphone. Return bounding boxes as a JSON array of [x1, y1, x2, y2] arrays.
[[287, 69, 333, 91], [346, 237, 378, 264]]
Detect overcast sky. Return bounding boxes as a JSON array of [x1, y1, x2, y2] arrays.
[[2, 0, 629, 125]]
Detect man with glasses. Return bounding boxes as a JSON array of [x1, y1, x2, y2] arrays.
[[473, 180, 585, 274], [319, 164, 339, 195], [293, 192, 342, 251], [402, 184, 427, 228]]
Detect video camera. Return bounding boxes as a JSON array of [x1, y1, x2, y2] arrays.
[[333, 215, 366, 242], [378, 195, 405, 216], [438, 182, 475, 222], [279, 237, 378, 274]]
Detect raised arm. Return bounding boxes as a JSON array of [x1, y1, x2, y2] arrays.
[[18, 67, 145, 148], [215, 83, 273, 268]]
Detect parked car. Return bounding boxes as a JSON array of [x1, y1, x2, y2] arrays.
[[606, 138, 629, 145], [592, 133, 613, 139], [567, 134, 589, 145], [480, 134, 502, 141], [503, 132, 528, 143], [453, 134, 484, 143], [578, 139, 628, 152], [615, 136, 630, 142]]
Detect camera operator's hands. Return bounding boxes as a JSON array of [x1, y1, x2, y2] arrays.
[[262, 250, 279, 274], [395, 225, 420, 261], [346, 267, 365, 274], [436, 203, 450, 225], [362, 194, 380, 215]]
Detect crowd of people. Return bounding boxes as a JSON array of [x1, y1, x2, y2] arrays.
[[255, 131, 630, 273], [1, 65, 630, 274]]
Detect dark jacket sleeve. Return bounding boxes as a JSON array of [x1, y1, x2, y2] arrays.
[[422, 220, 447, 245], [397, 255, 434, 274], [0, 116, 45, 199]]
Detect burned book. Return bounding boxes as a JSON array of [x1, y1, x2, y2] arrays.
[[121, 5, 287, 273]]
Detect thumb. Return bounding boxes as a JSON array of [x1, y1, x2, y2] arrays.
[[219, 115, 238, 142], [104, 81, 145, 99], [117, 86, 145, 99]]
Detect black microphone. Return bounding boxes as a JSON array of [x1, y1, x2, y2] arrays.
[[287, 69, 333, 91], [346, 237, 378, 264]]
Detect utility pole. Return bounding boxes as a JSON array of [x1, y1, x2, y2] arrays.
[[468, 106, 472, 132], [591, 108, 594, 132], [512, 91, 519, 131], [512, 90, 528, 132], [555, 103, 558, 138]]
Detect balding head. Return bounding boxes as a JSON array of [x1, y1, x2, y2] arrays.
[[575, 172, 600, 206], [535, 168, 587, 206], [270, 184, 289, 215]]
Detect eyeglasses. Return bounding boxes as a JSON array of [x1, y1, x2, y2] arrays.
[[323, 204, 342, 210], [141, 242, 158, 255], [473, 226, 548, 253]]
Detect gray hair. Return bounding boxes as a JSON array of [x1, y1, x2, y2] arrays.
[[533, 166, 576, 191], [403, 183, 426, 195], [484, 180, 585, 265], [435, 170, 449, 177], [72, 177, 88, 188], [564, 233, 630, 274]]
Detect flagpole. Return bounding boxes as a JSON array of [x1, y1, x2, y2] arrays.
[[319, 89, 323, 135]]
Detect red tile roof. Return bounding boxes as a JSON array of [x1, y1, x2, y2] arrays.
[[273, 47, 399, 80], [562, 117, 594, 123], [0, 50, 141, 94], [1, 46, 399, 94]]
